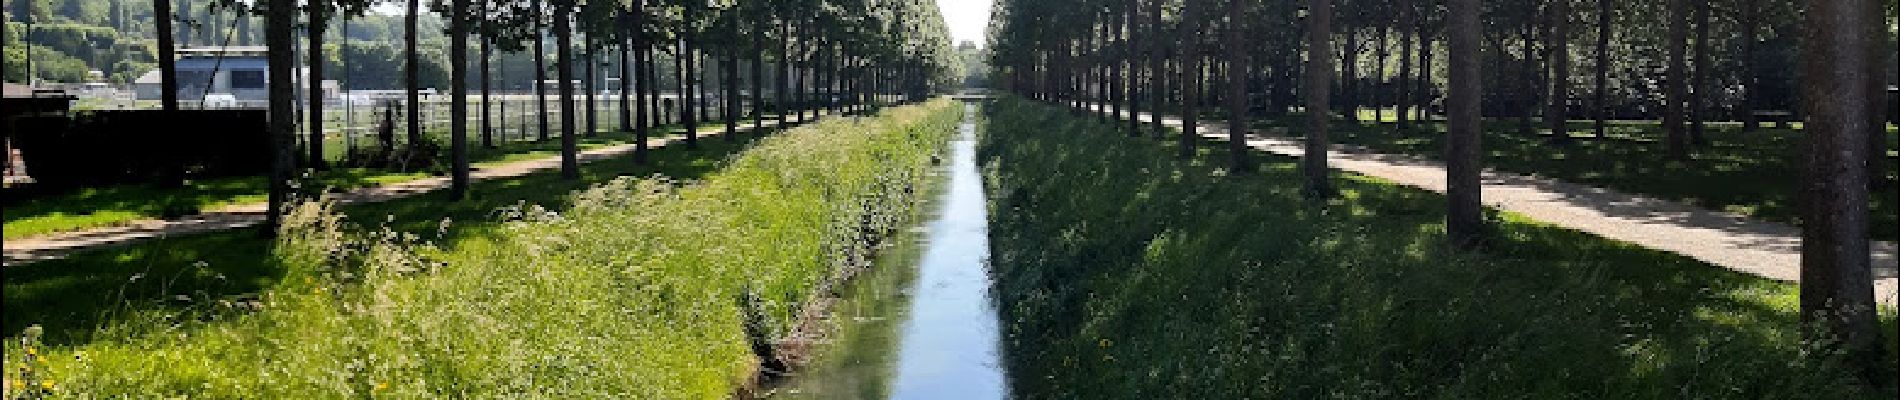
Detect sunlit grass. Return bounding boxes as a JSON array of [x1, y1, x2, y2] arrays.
[[2, 100, 960, 398], [0, 122, 723, 240]]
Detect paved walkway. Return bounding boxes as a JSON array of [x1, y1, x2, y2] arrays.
[[3, 117, 814, 266], [1085, 105, 1897, 305]]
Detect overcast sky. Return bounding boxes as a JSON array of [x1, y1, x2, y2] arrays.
[[936, 0, 994, 48]]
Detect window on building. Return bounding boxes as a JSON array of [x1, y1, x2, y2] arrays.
[[230, 70, 266, 89]]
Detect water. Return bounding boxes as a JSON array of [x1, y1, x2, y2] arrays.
[[773, 103, 1007, 399]]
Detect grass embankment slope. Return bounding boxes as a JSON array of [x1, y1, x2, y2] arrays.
[[984, 99, 1897, 398], [1251, 116, 1900, 240], [4, 128, 759, 346], [3, 100, 959, 398], [1, 121, 727, 241]]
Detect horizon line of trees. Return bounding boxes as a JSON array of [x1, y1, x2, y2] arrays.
[[988, 0, 1897, 382]]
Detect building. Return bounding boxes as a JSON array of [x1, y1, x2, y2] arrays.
[[134, 46, 338, 106]]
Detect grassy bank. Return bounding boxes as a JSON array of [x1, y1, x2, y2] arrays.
[[985, 99, 1896, 398], [1, 121, 727, 241], [3, 100, 959, 398], [4, 129, 761, 346], [1248, 115, 1900, 240]]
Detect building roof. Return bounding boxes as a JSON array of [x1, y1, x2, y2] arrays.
[[177, 46, 270, 58], [135, 70, 163, 85]]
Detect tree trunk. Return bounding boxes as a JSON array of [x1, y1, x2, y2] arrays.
[[1689, 0, 1710, 145], [1374, 21, 1389, 124], [585, 42, 598, 137], [406, 0, 423, 146], [682, 27, 700, 148], [1547, 0, 1572, 144], [1225, 0, 1250, 172], [306, 4, 327, 170], [450, 0, 469, 198], [554, 2, 578, 178], [1797, 0, 1879, 379], [482, 36, 495, 148], [1179, 0, 1203, 159], [1517, 21, 1536, 135], [1150, 0, 1166, 139], [633, 3, 651, 164], [1303, 0, 1333, 198], [156, 0, 178, 111], [264, 0, 295, 235], [618, 16, 632, 134], [751, 40, 764, 129], [533, 0, 550, 142], [1126, 0, 1143, 136], [1594, 0, 1611, 138], [1397, 1, 1414, 129], [1446, 0, 1485, 247], [725, 52, 739, 139], [1739, 0, 1759, 132], [1663, 0, 1689, 159]]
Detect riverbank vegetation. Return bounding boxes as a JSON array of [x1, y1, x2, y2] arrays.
[[979, 99, 1897, 398], [3, 99, 959, 398]]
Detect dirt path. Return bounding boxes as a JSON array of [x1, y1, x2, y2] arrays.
[[1089, 105, 1897, 305], [3, 118, 806, 266]]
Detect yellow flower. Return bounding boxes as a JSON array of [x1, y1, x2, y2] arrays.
[[40, 380, 54, 390], [374, 382, 389, 392], [9, 380, 24, 390]]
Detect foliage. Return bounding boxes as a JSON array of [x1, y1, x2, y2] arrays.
[[980, 98, 1897, 398], [1, 99, 959, 398]]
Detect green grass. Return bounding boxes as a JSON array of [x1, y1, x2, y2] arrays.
[[985, 98, 1897, 398], [1245, 114, 1900, 240], [2, 101, 958, 397], [2, 126, 758, 347], [1, 122, 726, 241]]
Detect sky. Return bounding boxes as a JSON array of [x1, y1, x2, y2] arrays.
[[936, 0, 994, 48]]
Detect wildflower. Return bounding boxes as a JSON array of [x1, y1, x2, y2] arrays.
[[374, 382, 389, 392], [40, 380, 54, 390], [9, 379, 23, 390]]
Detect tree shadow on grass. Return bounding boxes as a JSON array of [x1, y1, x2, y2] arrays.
[[1251, 116, 1898, 242], [2, 128, 778, 347], [984, 100, 1897, 398]]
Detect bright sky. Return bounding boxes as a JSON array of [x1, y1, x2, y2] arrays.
[[936, 0, 994, 48]]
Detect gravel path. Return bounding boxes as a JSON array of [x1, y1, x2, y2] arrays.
[[1091, 105, 1897, 305], [3, 118, 806, 266]]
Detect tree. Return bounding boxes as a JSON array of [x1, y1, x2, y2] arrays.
[[1546, 0, 1570, 145], [1592, 0, 1610, 138], [1303, 0, 1334, 198], [1445, 0, 1483, 247], [1223, 0, 1249, 172], [449, 0, 470, 197], [406, 0, 423, 146], [1662, 0, 1688, 159], [156, 0, 177, 111], [264, 0, 294, 235], [1178, 0, 1201, 159], [1797, 0, 1880, 379], [553, 0, 577, 178]]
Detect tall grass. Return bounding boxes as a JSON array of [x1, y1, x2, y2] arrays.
[[980, 98, 1897, 399], [3, 100, 959, 398]]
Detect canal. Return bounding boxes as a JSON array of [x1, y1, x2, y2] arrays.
[[772, 102, 1007, 399]]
